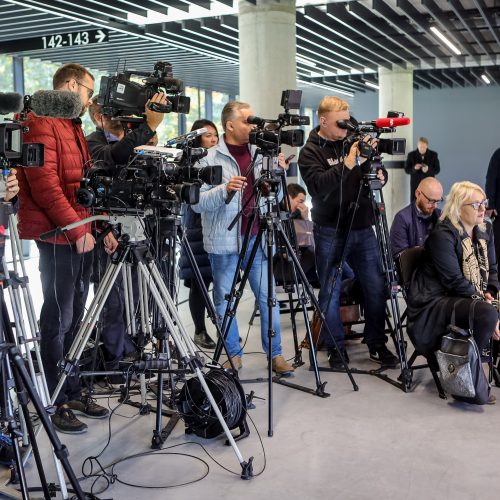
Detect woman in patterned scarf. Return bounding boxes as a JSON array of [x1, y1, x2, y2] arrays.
[[407, 181, 500, 402]]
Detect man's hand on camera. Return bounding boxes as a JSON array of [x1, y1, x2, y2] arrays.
[[376, 168, 386, 185], [277, 152, 290, 170], [75, 232, 95, 254], [414, 163, 422, 171], [103, 232, 119, 255], [4, 168, 19, 202], [145, 92, 167, 131], [421, 164, 429, 174], [226, 176, 247, 193]]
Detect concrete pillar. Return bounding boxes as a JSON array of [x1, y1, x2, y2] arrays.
[[378, 67, 413, 226], [238, 0, 296, 118]]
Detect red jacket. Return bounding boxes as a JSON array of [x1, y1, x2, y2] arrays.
[[17, 113, 92, 244]]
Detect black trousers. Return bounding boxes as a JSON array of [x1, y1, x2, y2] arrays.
[[92, 243, 137, 370], [37, 241, 92, 406]]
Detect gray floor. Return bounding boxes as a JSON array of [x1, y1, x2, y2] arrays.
[[4, 249, 500, 499]]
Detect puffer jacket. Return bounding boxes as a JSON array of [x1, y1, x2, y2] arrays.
[[17, 113, 91, 244], [192, 138, 264, 254]]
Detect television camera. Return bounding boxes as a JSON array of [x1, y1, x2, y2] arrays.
[[77, 129, 222, 211], [247, 89, 310, 150], [97, 61, 191, 119], [338, 112, 409, 166]]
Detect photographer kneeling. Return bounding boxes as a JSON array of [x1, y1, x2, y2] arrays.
[[298, 95, 398, 369], [407, 181, 500, 404]]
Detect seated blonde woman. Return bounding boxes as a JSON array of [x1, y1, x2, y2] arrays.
[[407, 181, 500, 404]]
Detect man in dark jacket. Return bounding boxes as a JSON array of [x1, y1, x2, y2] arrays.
[[390, 177, 443, 257], [298, 95, 398, 369], [86, 100, 164, 376], [485, 147, 500, 258], [405, 137, 440, 198], [17, 63, 109, 434]]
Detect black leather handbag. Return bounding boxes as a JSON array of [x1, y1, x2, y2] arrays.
[[436, 299, 490, 404]]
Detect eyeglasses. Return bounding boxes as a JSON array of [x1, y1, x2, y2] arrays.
[[420, 191, 443, 205], [67, 79, 94, 99], [464, 199, 488, 210]]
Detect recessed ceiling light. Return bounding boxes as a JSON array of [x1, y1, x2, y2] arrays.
[[481, 73, 491, 85]]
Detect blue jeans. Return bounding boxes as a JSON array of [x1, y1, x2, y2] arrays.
[[314, 225, 387, 350], [208, 236, 282, 359]]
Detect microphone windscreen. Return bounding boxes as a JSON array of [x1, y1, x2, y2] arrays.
[[30, 90, 82, 119], [374, 117, 411, 128], [0, 92, 24, 114]]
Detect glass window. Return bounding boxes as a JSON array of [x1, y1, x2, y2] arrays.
[[184, 86, 200, 131], [0, 55, 14, 92], [212, 91, 230, 134]]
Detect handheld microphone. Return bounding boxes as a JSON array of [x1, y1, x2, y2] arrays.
[[165, 127, 207, 146], [359, 117, 411, 128], [26, 90, 83, 119], [0, 92, 24, 114]]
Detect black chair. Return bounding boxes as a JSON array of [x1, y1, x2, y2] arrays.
[[396, 246, 446, 399]]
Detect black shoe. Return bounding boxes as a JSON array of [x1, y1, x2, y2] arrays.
[[194, 331, 216, 349], [66, 396, 109, 419], [51, 406, 88, 434], [369, 344, 399, 368], [327, 347, 349, 369]]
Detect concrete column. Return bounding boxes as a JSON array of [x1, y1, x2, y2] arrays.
[[378, 66, 413, 226], [238, 0, 296, 118]]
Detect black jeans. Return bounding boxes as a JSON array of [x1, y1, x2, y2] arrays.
[[37, 241, 93, 406], [92, 243, 137, 370]]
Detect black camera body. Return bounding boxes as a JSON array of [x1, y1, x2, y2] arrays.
[[97, 62, 190, 118], [77, 147, 222, 211], [248, 89, 310, 151]]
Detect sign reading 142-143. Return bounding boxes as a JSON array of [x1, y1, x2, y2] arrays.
[[41, 30, 109, 49]]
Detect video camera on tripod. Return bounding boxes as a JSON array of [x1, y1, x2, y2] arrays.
[[77, 128, 223, 211], [97, 61, 191, 119], [247, 90, 310, 151], [0, 92, 46, 184], [338, 112, 409, 173]]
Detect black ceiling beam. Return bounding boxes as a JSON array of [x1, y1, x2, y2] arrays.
[[326, 3, 420, 67], [103, 0, 149, 17], [440, 69, 463, 87], [413, 73, 435, 89], [38, 0, 132, 21], [201, 18, 239, 42], [297, 14, 388, 70], [371, 0, 448, 65], [303, 5, 407, 69], [471, 0, 500, 48], [181, 19, 238, 50], [456, 68, 476, 86], [420, 0, 479, 61], [395, 0, 458, 62], [325, 76, 364, 92], [447, 0, 493, 60], [296, 30, 372, 73], [220, 15, 238, 32]]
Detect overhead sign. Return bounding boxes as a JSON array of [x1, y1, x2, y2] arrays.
[[0, 29, 109, 54]]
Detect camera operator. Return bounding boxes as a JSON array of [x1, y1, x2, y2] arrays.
[[192, 101, 294, 375], [85, 99, 164, 377], [86, 93, 166, 167], [16, 63, 108, 434], [298, 95, 398, 369]]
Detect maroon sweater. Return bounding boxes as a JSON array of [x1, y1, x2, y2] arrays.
[[226, 140, 258, 237]]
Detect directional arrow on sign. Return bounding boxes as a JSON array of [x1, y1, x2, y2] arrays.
[[95, 29, 107, 44]]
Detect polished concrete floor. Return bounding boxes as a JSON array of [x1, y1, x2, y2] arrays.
[[3, 247, 500, 499]]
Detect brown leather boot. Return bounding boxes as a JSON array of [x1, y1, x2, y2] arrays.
[[223, 356, 242, 371], [272, 355, 295, 375]]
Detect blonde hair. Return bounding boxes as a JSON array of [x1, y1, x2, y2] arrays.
[[440, 181, 486, 234], [317, 96, 349, 118], [221, 101, 250, 131]]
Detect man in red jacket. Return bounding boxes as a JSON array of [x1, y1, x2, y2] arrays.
[[17, 63, 111, 434]]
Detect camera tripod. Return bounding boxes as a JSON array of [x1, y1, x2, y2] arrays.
[[1, 208, 74, 499], [1, 286, 91, 500], [211, 153, 358, 436], [44, 214, 253, 478], [315, 165, 412, 392]]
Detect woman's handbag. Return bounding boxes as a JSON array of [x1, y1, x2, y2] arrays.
[[436, 299, 490, 404]]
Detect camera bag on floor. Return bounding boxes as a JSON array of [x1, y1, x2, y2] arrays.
[[436, 299, 490, 404]]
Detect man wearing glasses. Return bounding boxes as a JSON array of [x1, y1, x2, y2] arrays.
[[390, 177, 444, 257], [16, 63, 109, 434]]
